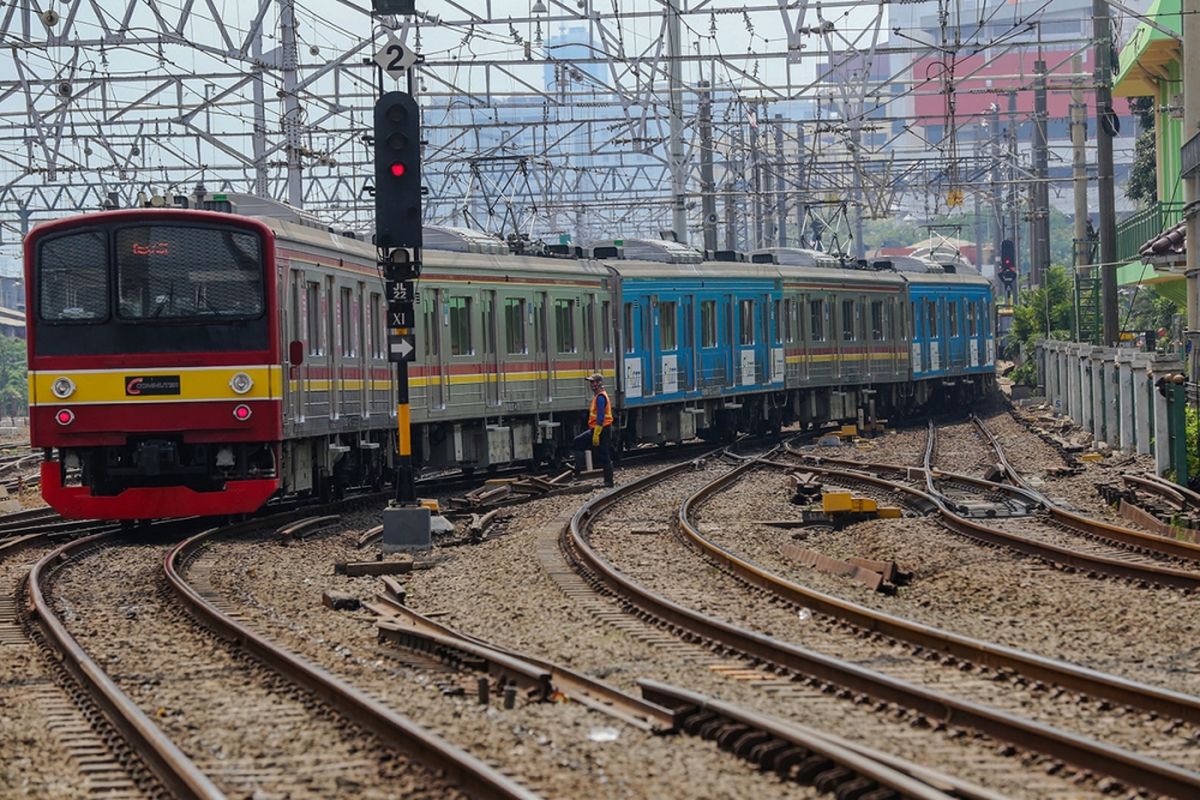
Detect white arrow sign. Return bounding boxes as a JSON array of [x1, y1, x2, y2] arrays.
[[389, 334, 416, 362], [375, 37, 417, 80]]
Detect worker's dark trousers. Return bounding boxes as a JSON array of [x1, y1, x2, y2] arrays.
[[572, 426, 614, 486]]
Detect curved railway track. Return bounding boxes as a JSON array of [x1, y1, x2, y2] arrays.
[[562, 453, 1200, 798]]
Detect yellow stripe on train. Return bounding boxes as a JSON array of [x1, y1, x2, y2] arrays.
[[29, 365, 282, 407]]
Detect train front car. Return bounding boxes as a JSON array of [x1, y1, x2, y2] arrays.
[[26, 209, 281, 520]]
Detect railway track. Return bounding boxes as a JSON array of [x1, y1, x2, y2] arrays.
[[23, 518, 535, 800], [561, 452, 1200, 798]]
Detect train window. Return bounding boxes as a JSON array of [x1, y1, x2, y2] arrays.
[[601, 301, 613, 353], [910, 302, 917, 339], [967, 301, 977, 336], [841, 300, 855, 341], [809, 299, 825, 342], [115, 225, 263, 319], [624, 303, 635, 353], [927, 300, 938, 337], [782, 299, 794, 343], [773, 300, 783, 344], [369, 293, 383, 358], [306, 282, 321, 356], [504, 298, 526, 354], [38, 231, 108, 322], [555, 298, 576, 353], [449, 296, 473, 356], [870, 301, 884, 341], [659, 301, 677, 351], [340, 288, 355, 357], [738, 299, 754, 345], [700, 300, 717, 348], [948, 302, 959, 337]]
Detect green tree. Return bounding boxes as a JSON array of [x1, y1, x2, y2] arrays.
[[1007, 266, 1075, 384], [1126, 96, 1157, 204], [0, 336, 28, 419]]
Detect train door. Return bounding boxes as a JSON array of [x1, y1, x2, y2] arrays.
[[483, 290, 500, 407], [638, 295, 655, 397], [911, 298, 927, 374], [763, 293, 772, 383], [946, 296, 962, 370], [725, 294, 737, 388], [288, 270, 306, 424], [551, 293, 580, 403], [533, 291, 552, 403], [622, 300, 642, 400], [652, 296, 675, 395], [928, 296, 943, 373], [697, 295, 720, 390], [682, 296, 695, 391]]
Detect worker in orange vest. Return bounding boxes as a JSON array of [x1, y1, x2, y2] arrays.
[[573, 372, 614, 487]]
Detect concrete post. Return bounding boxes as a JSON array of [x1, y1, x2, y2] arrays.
[[1132, 355, 1153, 455], [1151, 359, 1184, 475], [1049, 344, 1062, 411], [1183, 0, 1200, 380], [1075, 343, 1084, 424], [1117, 350, 1134, 452], [1078, 345, 1093, 434], [1091, 349, 1108, 444], [1102, 354, 1118, 446]]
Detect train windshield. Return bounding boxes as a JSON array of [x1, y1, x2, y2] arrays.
[[115, 225, 264, 320]]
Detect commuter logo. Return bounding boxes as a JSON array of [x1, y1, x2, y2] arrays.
[[125, 376, 181, 396]]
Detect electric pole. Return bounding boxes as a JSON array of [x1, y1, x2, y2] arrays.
[[698, 80, 717, 253], [1094, 0, 1119, 344]]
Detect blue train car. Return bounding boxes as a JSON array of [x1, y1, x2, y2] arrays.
[[901, 260, 994, 394], [590, 240, 785, 444]]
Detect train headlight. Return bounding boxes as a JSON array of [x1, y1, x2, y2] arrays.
[[229, 372, 254, 395], [55, 408, 75, 426], [233, 404, 252, 421], [51, 376, 75, 399]]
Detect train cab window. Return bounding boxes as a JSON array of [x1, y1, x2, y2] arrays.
[[449, 296, 473, 356], [659, 301, 677, 351], [910, 302, 917, 339], [841, 300, 855, 341], [369, 292, 383, 358], [927, 300, 939, 337], [948, 302, 959, 337], [555, 298, 576, 353], [504, 298, 526, 354], [624, 303, 635, 353], [738, 299, 755, 345], [870, 301, 884, 341], [583, 298, 595, 354], [38, 231, 108, 322], [967, 302, 977, 337], [306, 282, 322, 355], [601, 301, 613, 353], [773, 300, 783, 344], [115, 226, 263, 319], [782, 299, 794, 343], [809, 299, 826, 342], [700, 300, 717, 348]]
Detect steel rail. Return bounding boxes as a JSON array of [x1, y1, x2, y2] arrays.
[[565, 458, 1200, 799], [971, 415, 1200, 564], [637, 680, 995, 800], [678, 460, 1200, 725], [27, 532, 226, 800], [370, 594, 676, 732], [165, 526, 540, 800]]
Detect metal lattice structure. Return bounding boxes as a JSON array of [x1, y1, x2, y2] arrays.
[[0, 0, 1116, 261]]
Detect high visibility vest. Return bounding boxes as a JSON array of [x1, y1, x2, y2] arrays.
[[588, 389, 614, 428]]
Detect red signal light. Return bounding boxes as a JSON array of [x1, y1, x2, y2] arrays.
[[233, 404, 252, 421], [55, 409, 75, 426], [390, 162, 406, 177]]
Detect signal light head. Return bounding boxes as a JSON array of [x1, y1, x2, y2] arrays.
[[55, 408, 75, 426], [52, 376, 75, 399], [233, 404, 252, 421], [229, 371, 254, 395], [390, 162, 406, 177]]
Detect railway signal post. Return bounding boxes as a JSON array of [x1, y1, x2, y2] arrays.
[[373, 53, 430, 548]]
